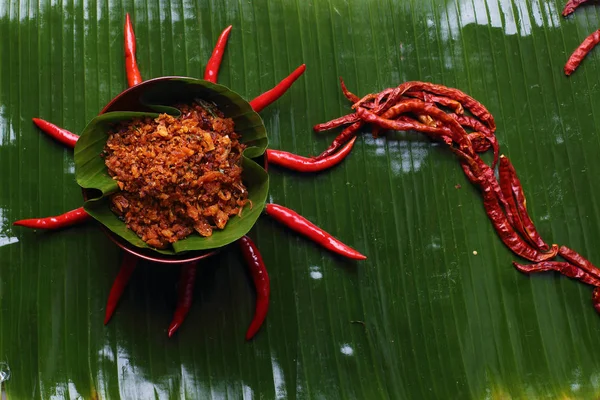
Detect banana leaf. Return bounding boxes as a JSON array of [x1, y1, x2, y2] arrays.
[[2, 0, 600, 398]]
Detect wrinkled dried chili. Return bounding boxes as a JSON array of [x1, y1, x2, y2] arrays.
[[339, 77, 359, 103], [13, 207, 90, 230], [562, 0, 592, 16], [500, 155, 551, 251], [310, 77, 600, 317], [313, 114, 360, 132], [478, 177, 557, 263], [558, 246, 600, 280], [418, 83, 495, 131], [513, 261, 600, 286], [450, 113, 499, 167], [239, 236, 270, 340], [405, 90, 464, 115], [265, 203, 367, 260], [564, 29, 600, 76], [316, 121, 363, 160], [498, 156, 523, 235]]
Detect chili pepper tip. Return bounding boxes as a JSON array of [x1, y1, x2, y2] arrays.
[[249, 64, 307, 112], [204, 25, 233, 83]]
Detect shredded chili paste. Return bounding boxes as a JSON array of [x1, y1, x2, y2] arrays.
[[103, 101, 248, 249]]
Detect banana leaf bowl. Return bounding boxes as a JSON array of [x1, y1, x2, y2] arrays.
[[78, 76, 269, 264]]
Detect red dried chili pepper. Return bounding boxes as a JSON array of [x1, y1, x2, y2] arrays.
[[168, 262, 198, 337], [479, 181, 558, 262], [249, 64, 306, 113], [558, 246, 600, 280], [498, 155, 523, 235], [124, 13, 142, 87], [450, 113, 498, 168], [361, 100, 474, 154], [564, 29, 600, 76], [513, 261, 600, 286], [593, 287, 600, 314], [104, 252, 138, 324], [267, 137, 356, 173], [405, 90, 464, 115], [239, 236, 270, 340], [32, 118, 79, 148], [500, 155, 550, 251], [316, 121, 363, 160], [562, 0, 592, 16], [13, 207, 90, 230], [204, 25, 233, 83], [340, 77, 359, 103], [405, 82, 496, 131], [265, 203, 367, 260], [313, 113, 360, 132], [452, 149, 556, 262], [468, 132, 491, 153], [357, 108, 450, 138], [457, 152, 513, 219]]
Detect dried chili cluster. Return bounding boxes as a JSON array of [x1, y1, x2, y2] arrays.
[[314, 78, 600, 312]]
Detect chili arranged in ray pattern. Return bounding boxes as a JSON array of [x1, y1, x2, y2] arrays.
[[14, 14, 366, 340]]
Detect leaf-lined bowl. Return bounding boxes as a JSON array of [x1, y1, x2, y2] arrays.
[[74, 77, 269, 256]]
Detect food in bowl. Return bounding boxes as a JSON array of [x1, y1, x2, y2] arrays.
[[102, 100, 249, 249]]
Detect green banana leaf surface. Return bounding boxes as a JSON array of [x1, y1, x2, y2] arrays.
[[2, 0, 600, 398]]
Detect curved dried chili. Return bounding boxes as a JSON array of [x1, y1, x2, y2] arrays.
[[339, 77, 359, 103], [558, 246, 600, 280], [562, 0, 592, 16], [564, 29, 600, 76], [513, 261, 600, 286], [500, 155, 551, 251]]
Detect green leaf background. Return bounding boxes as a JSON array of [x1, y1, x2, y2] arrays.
[[2, 0, 600, 398]]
